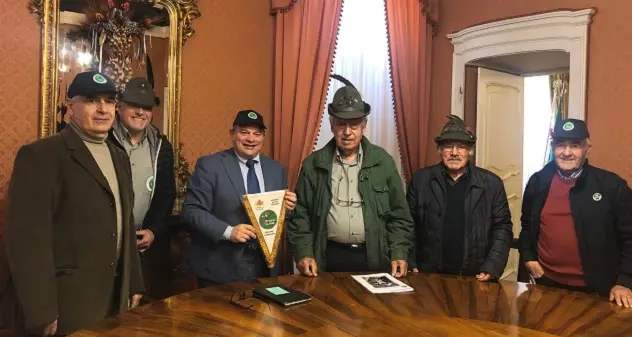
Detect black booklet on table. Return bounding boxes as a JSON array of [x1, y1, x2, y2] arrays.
[[253, 285, 312, 307]]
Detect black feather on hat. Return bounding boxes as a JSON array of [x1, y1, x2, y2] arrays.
[[331, 74, 356, 89], [327, 74, 371, 120], [146, 54, 160, 106]]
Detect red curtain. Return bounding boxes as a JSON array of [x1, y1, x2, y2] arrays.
[[271, 0, 343, 273], [271, 0, 343, 190], [385, 0, 438, 182]]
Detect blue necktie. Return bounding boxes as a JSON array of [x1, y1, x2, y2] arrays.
[[246, 159, 261, 194], [245, 159, 260, 250]]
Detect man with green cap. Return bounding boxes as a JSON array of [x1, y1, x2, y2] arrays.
[[287, 75, 414, 277], [520, 119, 632, 307], [6, 71, 144, 336], [407, 115, 512, 281]]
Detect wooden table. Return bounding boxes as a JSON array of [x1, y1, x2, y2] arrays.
[[71, 273, 632, 336]]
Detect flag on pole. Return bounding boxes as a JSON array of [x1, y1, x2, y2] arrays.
[[544, 76, 567, 164]]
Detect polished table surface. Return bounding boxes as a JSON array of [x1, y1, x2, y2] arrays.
[[71, 273, 632, 336]]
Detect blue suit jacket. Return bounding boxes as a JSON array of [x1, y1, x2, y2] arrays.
[[181, 149, 288, 283]]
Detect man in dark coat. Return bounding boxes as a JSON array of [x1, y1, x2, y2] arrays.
[[407, 115, 513, 281], [519, 118, 632, 307], [5, 71, 144, 336]]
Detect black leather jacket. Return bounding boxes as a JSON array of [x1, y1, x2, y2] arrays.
[[407, 163, 513, 279]]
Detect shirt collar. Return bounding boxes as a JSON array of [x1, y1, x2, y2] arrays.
[[234, 150, 261, 165], [558, 167, 583, 180], [335, 144, 363, 165]]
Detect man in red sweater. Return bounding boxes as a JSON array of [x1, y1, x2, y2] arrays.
[[519, 119, 632, 308]]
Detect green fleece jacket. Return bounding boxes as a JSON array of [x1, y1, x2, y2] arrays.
[[288, 137, 414, 271]]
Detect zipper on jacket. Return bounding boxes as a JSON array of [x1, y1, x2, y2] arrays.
[[460, 185, 474, 273], [149, 138, 162, 202]]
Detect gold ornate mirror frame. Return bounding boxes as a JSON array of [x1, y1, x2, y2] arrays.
[[29, 0, 200, 212]]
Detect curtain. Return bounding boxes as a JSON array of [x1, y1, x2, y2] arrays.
[[271, 0, 343, 189], [314, 0, 404, 183], [384, 0, 438, 182], [271, 0, 343, 274]]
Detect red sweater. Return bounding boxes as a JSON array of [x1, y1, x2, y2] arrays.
[[537, 174, 586, 286]]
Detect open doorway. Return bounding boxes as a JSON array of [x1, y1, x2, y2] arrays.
[[464, 50, 570, 281]]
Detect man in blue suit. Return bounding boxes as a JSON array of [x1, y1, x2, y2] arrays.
[[182, 110, 297, 287]]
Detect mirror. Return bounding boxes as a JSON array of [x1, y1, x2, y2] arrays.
[[29, 0, 200, 212], [56, 1, 171, 133]]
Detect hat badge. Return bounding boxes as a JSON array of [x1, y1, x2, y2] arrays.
[[93, 74, 107, 84], [247, 112, 258, 119], [337, 95, 356, 108], [593, 193, 602, 202], [562, 122, 575, 131]]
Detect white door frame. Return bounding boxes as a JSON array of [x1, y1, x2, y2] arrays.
[[448, 9, 595, 121]]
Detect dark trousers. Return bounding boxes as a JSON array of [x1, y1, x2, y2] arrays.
[[536, 275, 594, 294], [108, 262, 123, 316], [326, 241, 389, 273], [196, 248, 268, 288], [196, 276, 218, 289], [437, 265, 479, 277]]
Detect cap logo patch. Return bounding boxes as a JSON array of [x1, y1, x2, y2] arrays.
[[93, 74, 107, 84], [562, 122, 574, 131], [146, 176, 154, 192], [248, 112, 258, 119], [593, 193, 602, 202]]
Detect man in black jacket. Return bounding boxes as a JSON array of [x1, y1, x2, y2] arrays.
[[407, 116, 512, 281], [109, 77, 176, 251], [519, 118, 632, 307]]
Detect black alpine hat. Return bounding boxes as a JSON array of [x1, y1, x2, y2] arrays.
[[327, 74, 371, 120], [434, 115, 476, 144], [119, 77, 157, 109]]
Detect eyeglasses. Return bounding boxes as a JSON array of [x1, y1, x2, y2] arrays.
[[441, 144, 470, 153], [335, 176, 363, 207], [230, 289, 254, 309], [333, 121, 364, 130], [229, 289, 271, 310]]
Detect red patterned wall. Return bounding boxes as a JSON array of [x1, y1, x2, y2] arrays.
[[180, 0, 275, 166], [0, 1, 41, 230], [0, 1, 274, 233]]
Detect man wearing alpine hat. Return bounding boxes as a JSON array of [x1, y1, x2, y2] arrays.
[[519, 118, 632, 307], [109, 77, 176, 253], [288, 74, 414, 278], [407, 115, 512, 281]]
